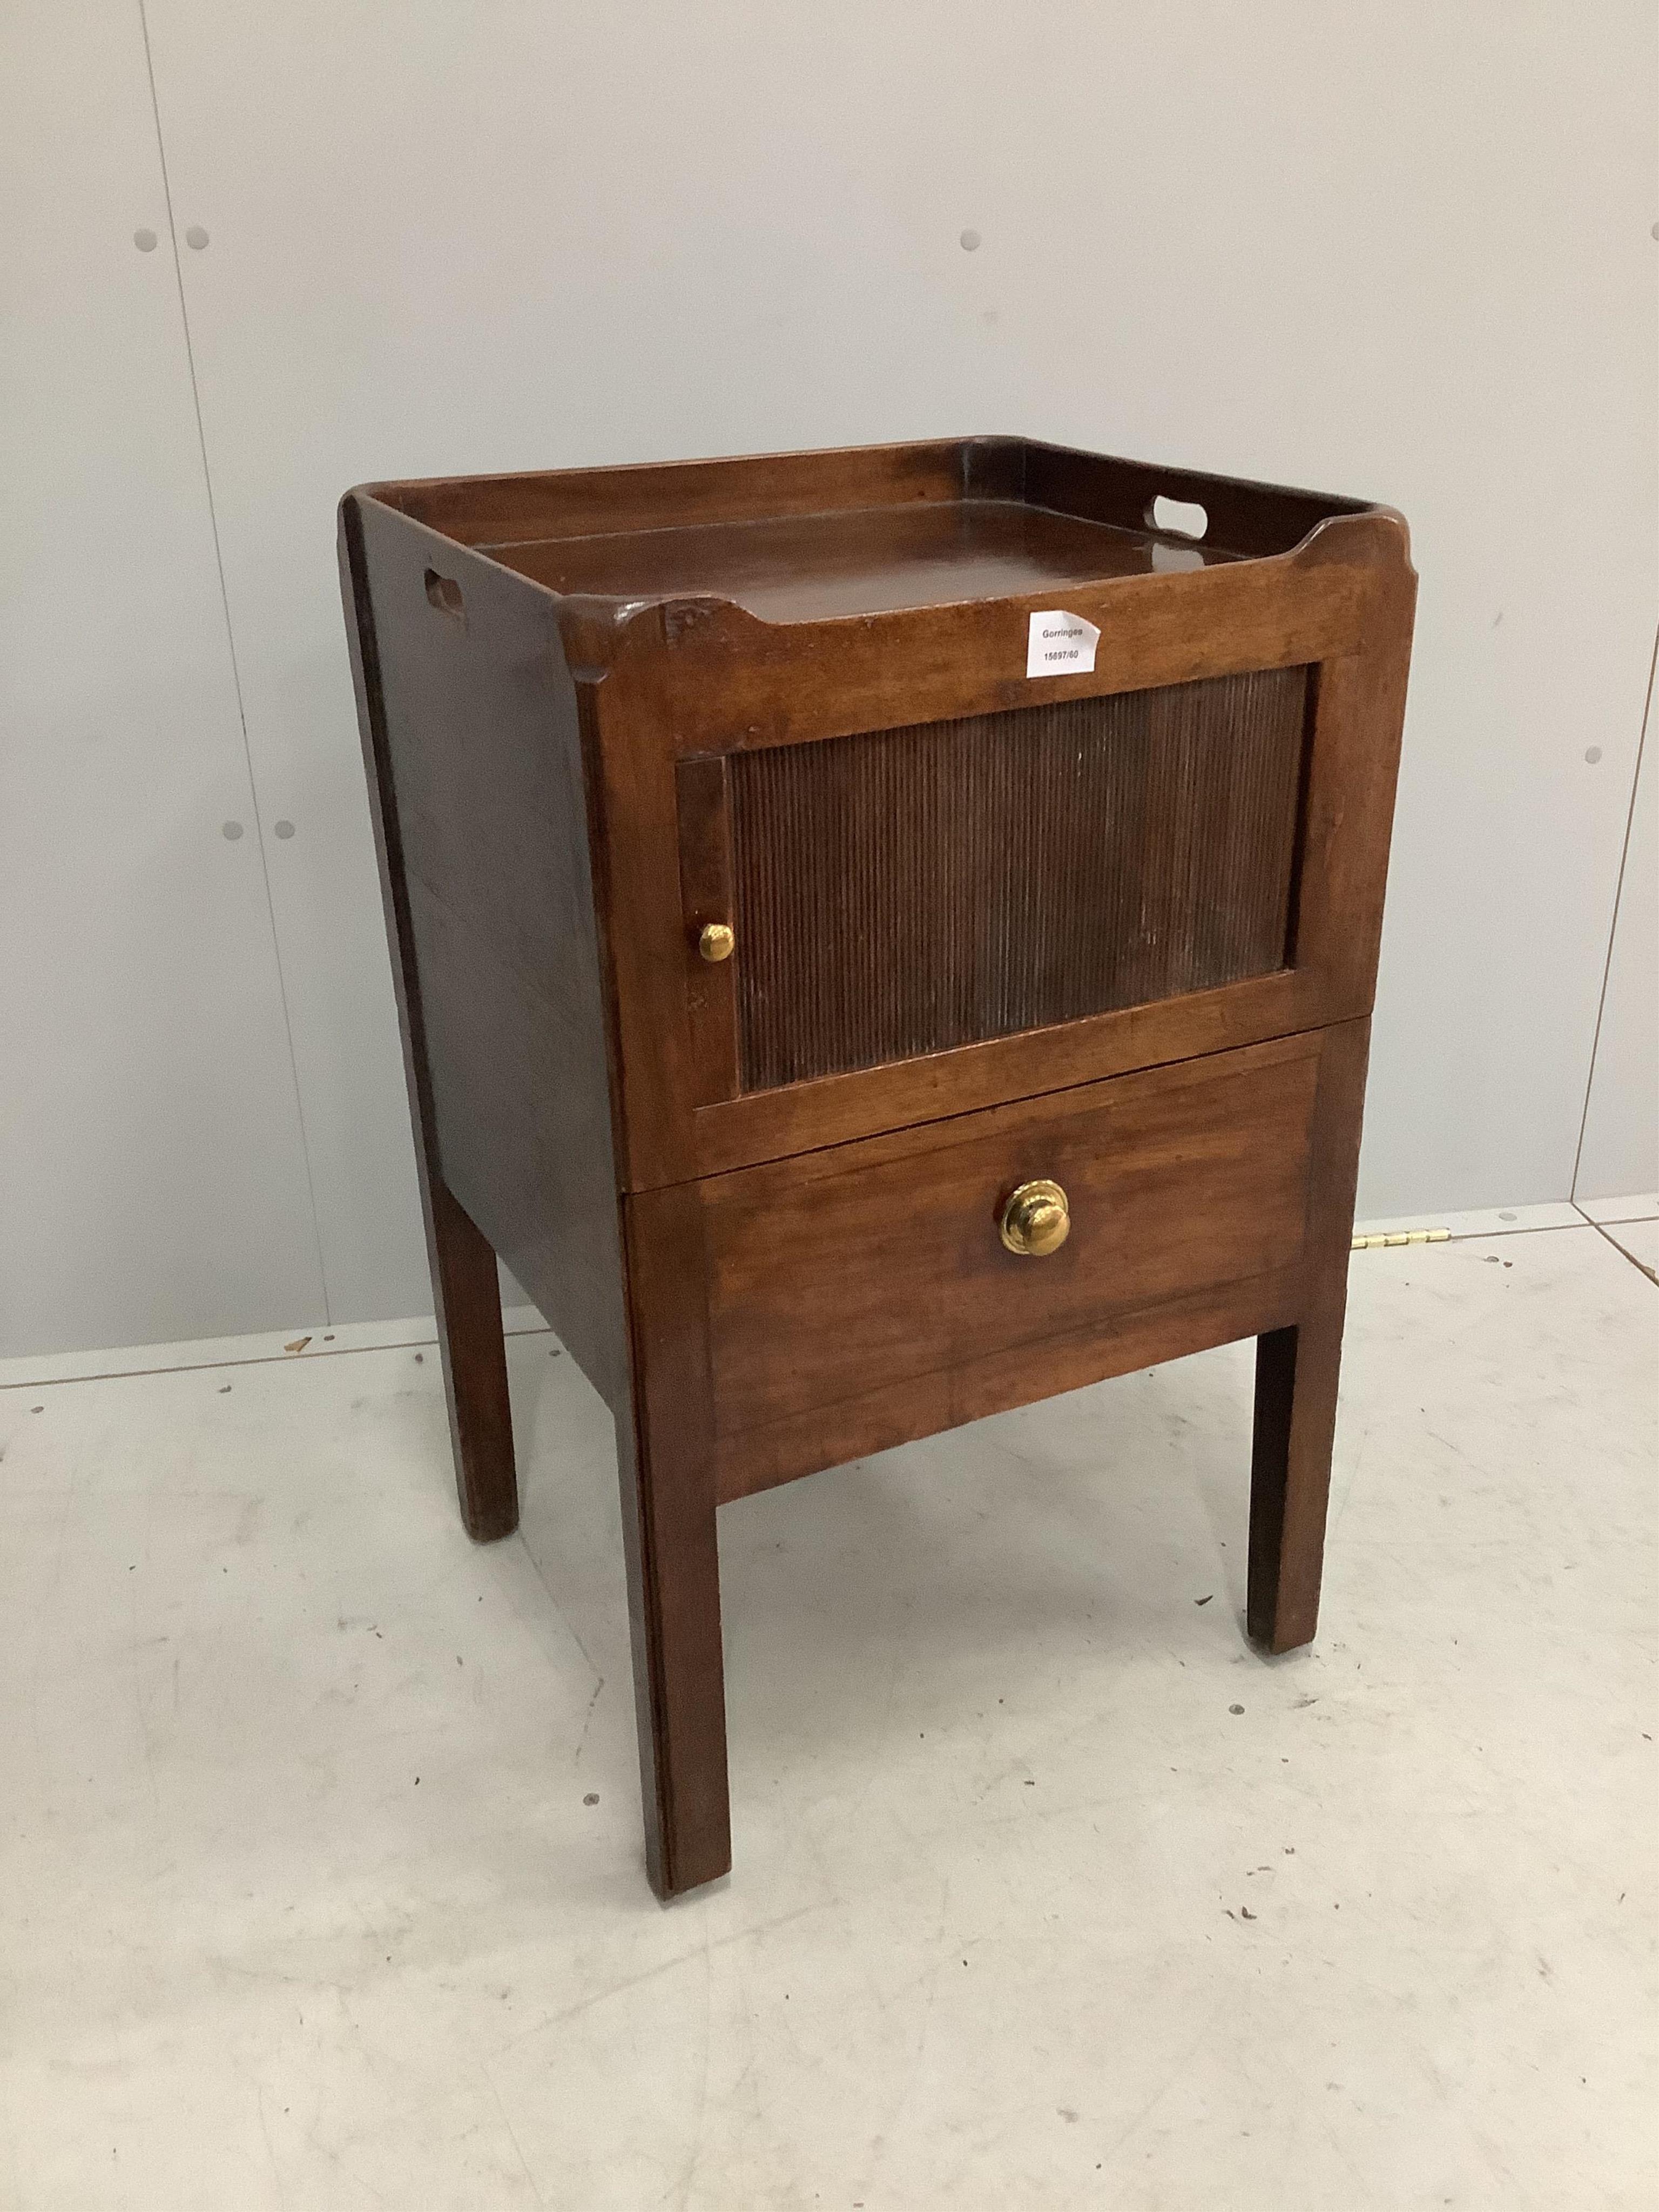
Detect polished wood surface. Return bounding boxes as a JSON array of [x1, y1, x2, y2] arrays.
[[694, 1031, 1320, 1441], [1248, 1014, 1373, 1651], [342, 493, 631, 1411], [340, 435, 1415, 1897], [724, 667, 1307, 1090], [617, 1182, 731, 1895], [490, 498, 1242, 624], [717, 1268, 1308, 1505], [340, 500, 520, 1540], [374, 434, 1371, 563], [675, 753, 740, 1110], [579, 515, 1402, 1195]]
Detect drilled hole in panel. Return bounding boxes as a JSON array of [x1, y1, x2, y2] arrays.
[[424, 569, 466, 623]]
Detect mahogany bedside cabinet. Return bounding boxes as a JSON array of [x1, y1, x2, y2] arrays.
[[338, 437, 1415, 1899]]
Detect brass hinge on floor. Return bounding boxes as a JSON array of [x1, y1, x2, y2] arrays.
[[1351, 1227, 1452, 1251]]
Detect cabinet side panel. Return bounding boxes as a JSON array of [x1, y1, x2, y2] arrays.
[[343, 496, 629, 1408]]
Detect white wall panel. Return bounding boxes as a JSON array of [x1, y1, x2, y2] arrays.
[[0, 3, 325, 1356], [105, 5, 1659, 1337], [137, 0, 1016, 1325], [1576, 693, 1657, 1204], [925, 10, 1658, 1219]]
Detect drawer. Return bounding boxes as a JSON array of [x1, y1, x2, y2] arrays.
[[632, 1028, 1343, 1501]]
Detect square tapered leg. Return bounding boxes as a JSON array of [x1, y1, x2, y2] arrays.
[[427, 1175, 518, 1543], [1247, 1297, 1345, 1652]]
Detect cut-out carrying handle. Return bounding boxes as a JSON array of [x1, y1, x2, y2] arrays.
[[1147, 494, 1209, 541]]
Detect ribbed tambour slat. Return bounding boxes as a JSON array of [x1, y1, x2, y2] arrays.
[[727, 665, 1309, 1093]]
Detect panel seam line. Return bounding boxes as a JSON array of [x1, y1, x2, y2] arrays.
[[1570, 619, 1655, 1201], [1570, 1207, 1659, 1288], [2, 1320, 555, 1394], [136, 0, 332, 1322]]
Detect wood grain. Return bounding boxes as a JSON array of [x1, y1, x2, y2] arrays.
[[339, 497, 519, 1540], [341, 490, 632, 1412], [493, 497, 1245, 623], [369, 434, 1370, 566], [1248, 1015, 1374, 1652], [617, 1183, 731, 1897], [727, 666, 1307, 1090], [717, 1267, 1306, 1502], [645, 1030, 1322, 1456], [341, 434, 1414, 1898], [579, 503, 1408, 1194], [675, 754, 740, 1107]]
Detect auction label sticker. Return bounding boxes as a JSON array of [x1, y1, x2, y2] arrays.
[[1026, 610, 1100, 678]]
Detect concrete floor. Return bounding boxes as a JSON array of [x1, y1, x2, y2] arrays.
[[1, 1201, 1654, 2210]]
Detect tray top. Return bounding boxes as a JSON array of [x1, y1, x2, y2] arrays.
[[365, 437, 1380, 626], [484, 498, 1235, 622]]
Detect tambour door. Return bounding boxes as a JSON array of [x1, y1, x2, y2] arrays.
[[585, 511, 1412, 1190], [680, 665, 1310, 1101]]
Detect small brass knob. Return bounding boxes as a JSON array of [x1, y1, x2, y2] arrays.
[[698, 921, 735, 963], [1000, 1179, 1070, 1257]]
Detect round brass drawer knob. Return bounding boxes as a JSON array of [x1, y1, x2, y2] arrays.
[[698, 921, 736, 963], [1000, 1178, 1070, 1257]]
